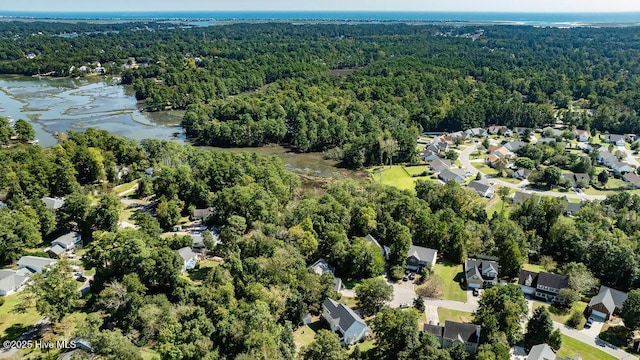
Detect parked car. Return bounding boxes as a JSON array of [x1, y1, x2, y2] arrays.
[[399, 303, 410, 309], [402, 275, 409, 282], [76, 275, 87, 282], [408, 273, 416, 281], [472, 288, 479, 297], [585, 318, 593, 329]]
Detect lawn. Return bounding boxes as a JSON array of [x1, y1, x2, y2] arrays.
[[532, 301, 588, 329], [437, 308, 474, 324], [352, 340, 376, 353], [0, 293, 41, 341], [140, 347, 160, 360], [556, 335, 617, 360], [471, 163, 499, 177], [521, 263, 545, 273], [404, 165, 429, 176], [112, 180, 139, 195], [369, 165, 433, 191], [486, 195, 516, 217], [341, 296, 358, 309], [432, 262, 466, 302], [584, 177, 631, 195]]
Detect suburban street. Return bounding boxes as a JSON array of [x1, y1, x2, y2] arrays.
[[422, 295, 637, 360], [458, 144, 607, 201]]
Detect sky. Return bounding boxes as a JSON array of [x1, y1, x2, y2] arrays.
[[3, 0, 640, 13]]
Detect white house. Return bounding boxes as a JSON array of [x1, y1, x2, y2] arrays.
[[611, 160, 635, 175], [406, 245, 438, 272], [176, 247, 199, 272], [41, 196, 65, 210], [574, 129, 590, 142], [0, 270, 29, 296], [467, 180, 495, 198], [17, 256, 57, 274], [322, 298, 368, 345], [606, 134, 626, 146], [48, 232, 82, 258]]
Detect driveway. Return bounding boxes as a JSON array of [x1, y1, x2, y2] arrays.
[[458, 144, 606, 201], [618, 146, 640, 167], [424, 305, 440, 325], [581, 317, 605, 338], [466, 288, 481, 307], [388, 280, 417, 308]]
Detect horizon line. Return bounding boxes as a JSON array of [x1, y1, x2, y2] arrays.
[[2, 10, 640, 14]]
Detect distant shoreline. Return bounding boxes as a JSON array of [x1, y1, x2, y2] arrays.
[[0, 11, 640, 27]]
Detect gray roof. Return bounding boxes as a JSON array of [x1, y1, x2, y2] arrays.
[[177, 247, 197, 263], [465, 259, 498, 283], [48, 244, 66, 256], [624, 172, 640, 186], [438, 168, 467, 183], [0, 270, 29, 293], [365, 234, 382, 250], [505, 140, 526, 152], [407, 245, 438, 264], [520, 270, 569, 290], [17, 256, 57, 272], [41, 197, 65, 210], [442, 321, 480, 344], [528, 343, 556, 360], [511, 191, 533, 205], [323, 298, 366, 333], [309, 259, 335, 275], [468, 180, 493, 195], [192, 208, 212, 219], [589, 286, 628, 314], [429, 158, 452, 172], [565, 202, 584, 214], [607, 134, 625, 143], [52, 232, 81, 248]]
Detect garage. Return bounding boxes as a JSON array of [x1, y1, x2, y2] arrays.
[[590, 309, 607, 320]]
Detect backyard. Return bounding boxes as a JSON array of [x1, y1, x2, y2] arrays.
[[0, 293, 41, 341], [437, 308, 474, 323], [369, 165, 435, 191]]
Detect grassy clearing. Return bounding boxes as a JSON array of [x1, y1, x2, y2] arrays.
[[556, 335, 617, 360], [293, 320, 326, 352], [113, 180, 139, 195], [341, 297, 358, 309], [0, 293, 41, 341], [369, 165, 433, 191], [432, 262, 466, 302], [532, 301, 588, 329], [486, 197, 516, 217], [521, 263, 545, 273], [404, 165, 429, 176], [437, 308, 474, 324], [140, 347, 160, 360], [471, 163, 499, 177]]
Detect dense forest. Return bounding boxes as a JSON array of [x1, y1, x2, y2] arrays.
[[2, 22, 640, 166], [1, 127, 640, 358]]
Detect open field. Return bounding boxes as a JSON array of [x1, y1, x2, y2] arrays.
[[556, 335, 617, 360], [432, 262, 466, 302], [369, 165, 435, 191]]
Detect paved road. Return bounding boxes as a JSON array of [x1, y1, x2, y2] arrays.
[[458, 144, 607, 201]]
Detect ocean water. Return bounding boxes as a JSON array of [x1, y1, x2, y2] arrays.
[[1, 11, 640, 26]]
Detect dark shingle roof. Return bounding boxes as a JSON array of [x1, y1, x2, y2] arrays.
[[442, 321, 480, 344], [537, 272, 569, 290], [407, 245, 438, 264], [323, 298, 366, 333], [423, 324, 444, 337], [528, 343, 556, 360], [468, 180, 493, 194]]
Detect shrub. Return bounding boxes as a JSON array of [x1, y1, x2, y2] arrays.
[[566, 310, 583, 328], [416, 274, 444, 299]]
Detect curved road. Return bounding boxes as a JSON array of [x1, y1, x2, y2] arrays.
[[458, 144, 607, 201]]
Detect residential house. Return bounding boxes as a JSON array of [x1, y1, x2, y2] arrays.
[[421, 149, 441, 162], [513, 168, 532, 180], [514, 127, 534, 136], [562, 173, 590, 188], [309, 259, 343, 292], [488, 125, 512, 136], [510, 191, 533, 205], [47, 232, 82, 258], [605, 134, 626, 146], [611, 160, 635, 175], [536, 137, 558, 145], [322, 298, 368, 345], [0, 270, 29, 296], [485, 153, 500, 167], [465, 128, 488, 138], [41, 196, 65, 210], [429, 158, 452, 172], [407, 245, 438, 272], [597, 149, 617, 166], [17, 256, 57, 274], [518, 270, 569, 303], [440, 135, 456, 144], [565, 201, 585, 216], [428, 141, 449, 153], [464, 258, 499, 289], [574, 129, 590, 142], [438, 169, 467, 184], [423, 321, 481, 354], [468, 180, 495, 198], [192, 208, 213, 221], [624, 172, 640, 188], [588, 286, 628, 320], [541, 127, 562, 137], [365, 234, 390, 260], [627, 134, 638, 143], [449, 131, 468, 140], [527, 343, 556, 360], [176, 247, 199, 272], [504, 141, 527, 153], [493, 146, 512, 159], [576, 142, 593, 153]]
